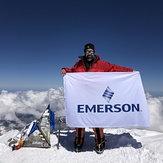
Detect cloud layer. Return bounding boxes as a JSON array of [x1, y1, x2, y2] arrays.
[[0, 88, 163, 132], [0, 88, 65, 128]]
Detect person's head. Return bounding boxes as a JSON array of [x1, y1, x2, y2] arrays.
[[84, 43, 95, 62]]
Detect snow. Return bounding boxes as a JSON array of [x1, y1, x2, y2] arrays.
[[0, 128, 163, 163]]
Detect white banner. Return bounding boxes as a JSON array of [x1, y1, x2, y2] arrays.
[[63, 72, 150, 128]]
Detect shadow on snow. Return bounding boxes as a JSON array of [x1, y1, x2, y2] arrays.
[[54, 129, 142, 152]]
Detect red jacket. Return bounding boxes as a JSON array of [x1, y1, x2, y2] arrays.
[[64, 54, 133, 72]]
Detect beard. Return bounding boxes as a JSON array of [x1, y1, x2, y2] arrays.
[[85, 54, 94, 62]]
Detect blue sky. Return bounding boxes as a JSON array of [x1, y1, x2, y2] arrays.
[[0, 0, 163, 96]]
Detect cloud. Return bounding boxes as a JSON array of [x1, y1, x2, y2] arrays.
[[146, 92, 163, 132], [0, 88, 163, 132], [0, 88, 65, 128]]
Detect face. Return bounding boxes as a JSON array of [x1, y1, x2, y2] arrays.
[[85, 49, 94, 61]]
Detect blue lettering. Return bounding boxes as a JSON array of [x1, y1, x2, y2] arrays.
[[114, 104, 121, 112], [122, 104, 131, 112], [77, 104, 140, 113], [132, 104, 140, 112], [86, 105, 96, 113], [78, 105, 84, 113], [105, 105, 113, 112], [97, 105, 104, 113]]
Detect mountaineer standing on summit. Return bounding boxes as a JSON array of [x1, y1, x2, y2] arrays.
[[61, 43, 133, 154]]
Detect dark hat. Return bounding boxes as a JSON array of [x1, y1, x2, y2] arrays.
[[84, 43, 95, 53]]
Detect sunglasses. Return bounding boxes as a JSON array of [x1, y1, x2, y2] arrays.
[[86, 50, 94, 54]]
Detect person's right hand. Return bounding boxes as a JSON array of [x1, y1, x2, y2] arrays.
[[60, 68, 66, 75]]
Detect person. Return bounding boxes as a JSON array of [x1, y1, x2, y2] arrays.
[[61, 43, 133, 153]]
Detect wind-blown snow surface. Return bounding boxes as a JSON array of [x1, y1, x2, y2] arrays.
[[0, 128, 163, 163], [0, 88, 163, 163]]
